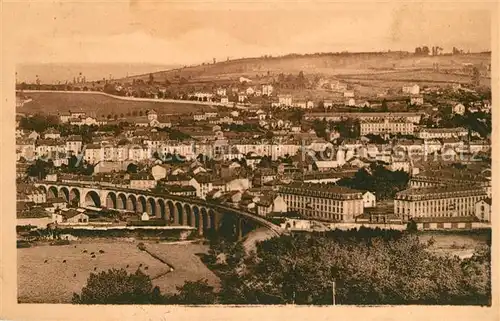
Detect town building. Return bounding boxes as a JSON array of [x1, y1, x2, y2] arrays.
[[305, 112, 423, 124], [216, 88, 227, 96], [402, 84, 420, 95], [475, 198, 491, 222], [359, 118, 415, 136], [394, 185, 487, 222], [417, 127, 468, 139], [255, 194, 288, 217], [129, 173, 156, 190], [278, 94, 293, 107], [262, 84, 274, 96], [362, 191, 376, 208], [278, 183, 364, 222], [410, 95, 424, 106], [43, 128, 61, 139], [66, 135, 83, 155]]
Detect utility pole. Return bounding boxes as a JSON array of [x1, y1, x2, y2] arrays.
[[332, 280, 336, 305]]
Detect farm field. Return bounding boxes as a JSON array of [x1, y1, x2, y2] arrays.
[[17, 240, 218, 303], [17, 92, 209, 116], [121, 52, 490, 83], [339, 70, 490, 85], [145, 242, 220, 294]]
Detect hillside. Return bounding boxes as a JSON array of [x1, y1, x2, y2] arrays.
[[119, 52, 491, 85], [18, 92, 210, 116]]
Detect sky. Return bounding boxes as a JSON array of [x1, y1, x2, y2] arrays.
[[4, 1, 494, 81]]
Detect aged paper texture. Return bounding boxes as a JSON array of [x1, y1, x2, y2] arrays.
[[1, 1, 499, 320]]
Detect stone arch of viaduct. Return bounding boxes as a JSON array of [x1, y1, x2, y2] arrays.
[[36, 182, 283, 237]]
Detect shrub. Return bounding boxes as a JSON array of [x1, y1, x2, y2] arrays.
[[17, 240, 32, 248], [50, 239, 70, 246], [137, 242, 146, 251], [72, 268, 165, 304], [127, 220, 168, 227]]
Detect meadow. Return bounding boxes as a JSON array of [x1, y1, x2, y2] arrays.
[[419, 231, 490, 259], [17, 240, 219, 303], [18, 92, 208, 116]]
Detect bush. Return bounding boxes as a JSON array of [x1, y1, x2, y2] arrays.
[[72, 268, 165, 304], [168, 279, 218, 305], [50, 239, 70, 246], [127, 220, 168, 227], [137, 242, 146, 251], [17, 240, 32, 248], [16, 225, 36, 233]]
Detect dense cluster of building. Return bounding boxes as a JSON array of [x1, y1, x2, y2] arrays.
[[16, 78, 492, 231]]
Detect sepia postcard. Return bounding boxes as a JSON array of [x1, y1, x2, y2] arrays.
[[1, 1, 499, 320]]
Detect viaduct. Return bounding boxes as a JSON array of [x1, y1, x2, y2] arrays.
[[35, 181, 284, 238]]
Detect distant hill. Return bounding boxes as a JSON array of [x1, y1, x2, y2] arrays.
[[118, 52, 491, 84], [16, 63, 181, 84]]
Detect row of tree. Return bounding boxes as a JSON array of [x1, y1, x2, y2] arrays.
[[72, 227, 491, 305], [337, 163, 410, 200]]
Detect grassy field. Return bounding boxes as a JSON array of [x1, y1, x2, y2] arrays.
[[419, 231, 490, 259], [18, 92, 209, 116], [146, 243, 220, 294], [17, 240, 219, 303]]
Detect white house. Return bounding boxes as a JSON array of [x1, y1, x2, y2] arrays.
[[43, 128, 61, 139], [345, 98, 356, 106], [362, 191, 376, 208], [246, 87, 255, 95], [216, 88, 227, 96], [402, 84, 420, 95], [323, 100, 333, 108], [256, 195, 288, 217], [262, 84, 274, 96], [238, 93, 247, 103], [278, 95, 293, 107], [151, 164, 170, 181], [410, 95, 424, 106], [475, 198, 491, 222]]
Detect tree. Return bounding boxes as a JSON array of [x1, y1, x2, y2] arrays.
[[471, 67, 481, 87], [381, 99, 388, 112], [127, 163, 139, 173], [312, 119, 328, 139], [406, 219, 418, 233], [337, 164, 410, 200], [72, 268, 164, 304], [289, 109, 305, 124], [214, 231, 491, 305], [148, 73, 154, 85], [27, 159, 53, 179], [170, 279, 218, 304]]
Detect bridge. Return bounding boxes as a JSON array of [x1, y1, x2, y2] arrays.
[[35, 181, 284, 238]]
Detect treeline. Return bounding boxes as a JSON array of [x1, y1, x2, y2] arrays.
[[72, 228, 491, 305], [337, 163, 410, 200]]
